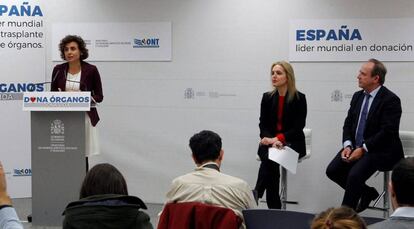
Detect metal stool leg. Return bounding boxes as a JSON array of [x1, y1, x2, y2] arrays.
[[280, 168, 287, 210], [280, 167, 299, 209], [369, 171, 390, 218], [383, 171, 390, 218]]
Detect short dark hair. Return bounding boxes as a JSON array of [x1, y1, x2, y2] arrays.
[[392, 157, 414, 205], [189, 130, 222, 164], [79, 163, 128, 199], [368, 58, 386, 85], [59, 35, 89, 61]]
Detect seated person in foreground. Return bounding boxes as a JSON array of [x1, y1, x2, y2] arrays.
[[0, 161, 23, 229], [161, 130, 256, 226], [369, 157, 414, 229], [158, 202, 242, 229], [311, 206, 367, 229], [63, 163, 153, 229]]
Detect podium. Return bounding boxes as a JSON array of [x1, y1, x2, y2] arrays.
[[23, 92, 91, 226]]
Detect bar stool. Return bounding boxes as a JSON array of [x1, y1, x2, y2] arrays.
[[280, 128, 312, 209], [370, 170, 390, 218], [369, 130, 414, 218]]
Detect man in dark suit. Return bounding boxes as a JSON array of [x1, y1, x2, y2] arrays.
[[326, 59, 404, 212]]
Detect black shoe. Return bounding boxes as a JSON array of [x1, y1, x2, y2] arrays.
[[356, 187, 379, 213]]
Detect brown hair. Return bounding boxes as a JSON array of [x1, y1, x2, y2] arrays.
[[59, 35, 89, 61], [368, 58, 386, 85], [79, 163, 128, 199], [311, 207, 367, 229]]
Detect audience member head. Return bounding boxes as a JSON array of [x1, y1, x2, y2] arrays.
[[189, 130, 223, 166], [390, 157, 414, 209], [311, 206, 367, 229], [59, 35, 89, 61], [0, 161, 12, 206], [79, 163, 128, 199]]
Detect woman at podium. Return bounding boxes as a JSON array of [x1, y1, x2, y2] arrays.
[[51, 35, 103, 171], [254, 61, 307, 209]]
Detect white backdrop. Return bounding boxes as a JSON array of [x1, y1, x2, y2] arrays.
[[289, 18, 414, 61], [0, 0, 45, 197], [51, 22, 172, 61], [2, 0, 412, 217]]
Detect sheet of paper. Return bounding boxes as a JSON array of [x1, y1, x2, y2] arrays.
[[268, 146, 299, 174]]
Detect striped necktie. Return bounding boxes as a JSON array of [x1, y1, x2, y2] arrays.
[[355, 93, 371, 147]]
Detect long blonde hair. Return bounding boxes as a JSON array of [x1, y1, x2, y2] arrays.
[[270, 61, 298, 102]]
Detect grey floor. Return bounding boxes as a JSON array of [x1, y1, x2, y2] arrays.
[[12, 198, 163, 229]]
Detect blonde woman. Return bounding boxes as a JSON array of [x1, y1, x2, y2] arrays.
[[254, 61, 307, 209]]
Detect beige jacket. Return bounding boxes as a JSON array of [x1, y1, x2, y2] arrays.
[[162, 162, 256, 228]]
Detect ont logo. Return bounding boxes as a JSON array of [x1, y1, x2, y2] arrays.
[[13, 168, 32, 176], [133, 38, 160, 48]]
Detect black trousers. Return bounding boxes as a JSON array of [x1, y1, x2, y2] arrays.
[[255, 159, 281, 209], [326, 151, 378, 209], [86, 156, 89, 172]]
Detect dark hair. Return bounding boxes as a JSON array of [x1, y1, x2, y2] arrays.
[[79, 163, 128, 199], [392, 157, 414, 205], [59, 35, 89, 61], [368, 58, 386, 85], [311, 207, 367, 229], [189, 130, 222, 164]]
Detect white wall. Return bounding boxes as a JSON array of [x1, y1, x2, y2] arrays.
[[0, 0, 45, 197], [42, 0, 414, 216]]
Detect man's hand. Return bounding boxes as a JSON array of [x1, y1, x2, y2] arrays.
[[341, 147, 352, 161], [347, 148, 365, 162]]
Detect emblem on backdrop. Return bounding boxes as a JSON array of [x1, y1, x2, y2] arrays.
[[50, 119, 64, 135], [331, 90, 343, 102], [184, 88, 195, 99]]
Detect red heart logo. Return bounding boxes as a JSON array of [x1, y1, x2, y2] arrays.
[[30, 97, 36, 102]]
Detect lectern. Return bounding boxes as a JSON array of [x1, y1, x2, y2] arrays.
[[23, 91, 91, 226]]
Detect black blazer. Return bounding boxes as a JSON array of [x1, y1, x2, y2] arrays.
[[51, 61, 103, 126], [343, 86, 403, 170], [258, 90, 307, 158]]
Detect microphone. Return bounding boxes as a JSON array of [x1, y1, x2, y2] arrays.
[[39, 70, 60, 85], [51, 69, 60, 84], [33, 70, 60, 91]]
